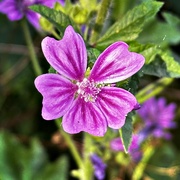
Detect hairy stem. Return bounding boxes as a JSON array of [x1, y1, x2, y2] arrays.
[[55, 119, 83, 169], [82, 133, 94, 180], [21, 19, 42, 76], [90, 0, 111, 44], [132, 145, 155, 180]]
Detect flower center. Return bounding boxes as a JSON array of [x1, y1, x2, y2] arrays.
[[76, 78, 101, 102]]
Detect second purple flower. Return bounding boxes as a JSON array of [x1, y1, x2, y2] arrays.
[[0, 0, 64, 30], [35, 25, 145, 136], [137, 97, 177, 141]]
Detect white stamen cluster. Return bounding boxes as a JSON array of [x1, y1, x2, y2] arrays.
[[76, 78, 102, 102]]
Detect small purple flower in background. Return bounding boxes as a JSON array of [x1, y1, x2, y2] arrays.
[[137, 97, 177, 142], [0, 0, 64, 30], [90, 154, 107, 180], [110, 135, 142, 162], [34, 25, 145, 136]]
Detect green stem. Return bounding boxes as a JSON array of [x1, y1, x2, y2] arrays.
[[132, 145, 155, 180], [83, 25, 89, 42], [136, 77, 174, 104], [112, 0, 128, 19], [90, 0, 111, 44], [21, 19, 42, 76], [82, 133, 93, 180], [146, 164, 180, 177], [55, 119, 83, 169], [52, 29, 61, 39]]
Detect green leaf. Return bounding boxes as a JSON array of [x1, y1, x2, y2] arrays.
[[111, 0, 135, 21], [129, 42, 159, 64], [129, 40, 180, 78], [35, 156, 69, 180], [142, 56, 170, 78], [140, 45, 159, 64], [48, 66, 56, 73], [146, 143, 178, 180], [79, 0, 97, 10], [142, 50, 180, 78], [87, 47, 101, 68], [0, 131, 48, 180], [69, 5, 88, 24], [119, 112, 134, 153], [96, 0, 163, 49], [0, 131, 69, 180], [138, 13, 180, 45], [0, 131, 24, 180], [30, 5, 79, 37], [162, 12, 180, 27], [126, 75, 141, 95], [160, 51, 180, 78], [39, 16, 54, 33], [116, 74, 141, 95], [21, 139, 48, 179]]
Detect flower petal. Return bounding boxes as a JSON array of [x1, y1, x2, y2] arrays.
[[159, 103, 177, 128], [91, 154, 107, 180], [137, 98, 154, 122], [0, 0, 23, 21], [34, 74, 77, 120], [137, 97, 158, 126], [62, 98, 107, 136], [42, 26, 87, 81], [89, 42, 145, 83], [110, 138, 124, 151], [26, 11, 41, 30], [96, 87, 137, 129], [137, 97, 177, 128]]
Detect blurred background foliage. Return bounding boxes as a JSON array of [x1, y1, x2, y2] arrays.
[[0, 0, 180, 179]]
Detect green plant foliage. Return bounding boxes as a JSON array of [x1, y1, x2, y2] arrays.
[[129, 42, 159, 64], [1, 0, 180, 179], [145, 143, 180, 180], [111, 0, 136, 21], [142, 50, 180, 78], [68, 5, 88, 24], [87, 47, 101, 68], [162, 12, 180, 26], [119, 112, 134, 153], [35, 156, 69, 180], [39, 17, 54, 33], [142, 56, 170, 77], [159, 51, 180, 77], [138, 12, 180, 45], [0, 131, 47, 179], [48, 66, 56, 74], [0, 131, 69, 180], [30, 5, 78, 37], [79, 0, 97, 10], [96, 0, 163, 49]]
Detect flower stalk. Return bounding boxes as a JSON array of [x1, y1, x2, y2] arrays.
[[55, 119, 83, 169], [136, 77, 174, 104], [21, 19, 42, 76], [82, 133, 93, 180], [132, 145, 155, 180], [90, 0, 112, 44], [56, 120, 93, 180]]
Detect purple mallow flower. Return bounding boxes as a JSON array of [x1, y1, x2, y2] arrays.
[[90, 154, 106, 180], [34, 25, 145, 136], [137, 97, 177, 141], [110, 135, 142, 162], [0, 0, 64, 29]]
